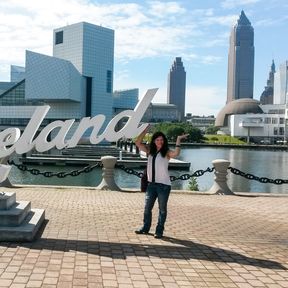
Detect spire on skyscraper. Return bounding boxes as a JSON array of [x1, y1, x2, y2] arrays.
[[260, 60, 275, 105], [271, 59, 275, 73], [238, 10, 251, 26]]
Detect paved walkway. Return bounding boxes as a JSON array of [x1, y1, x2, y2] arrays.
[[0, 186, 288, 288]]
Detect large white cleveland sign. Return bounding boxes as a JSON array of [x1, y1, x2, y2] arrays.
[[0, 88, 158, 158]]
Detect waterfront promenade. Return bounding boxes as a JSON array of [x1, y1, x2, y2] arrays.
[[0, 186, 288, 288]]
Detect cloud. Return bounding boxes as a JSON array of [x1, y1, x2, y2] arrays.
[[201, 55, 223, 65], [0, 1, 225, 61], [115, 25, 197, 61], [114, 69, 131, 86], [221, 0, 261, 9], [185, 86, 226, 116], [200, 33, 230, 48], [0, 0, 210, 80], [201, 14, 238, 26], [254, 15, 288, 27], [147, 1, 186, 17], [181, 53, 223, 65]]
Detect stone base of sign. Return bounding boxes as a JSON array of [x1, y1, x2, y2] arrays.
[[0, 178, 13, 188], [0, 192, 16, 210], [0, 192, 45, 242]]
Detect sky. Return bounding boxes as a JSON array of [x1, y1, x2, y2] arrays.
[[0, 0, 287, 117]]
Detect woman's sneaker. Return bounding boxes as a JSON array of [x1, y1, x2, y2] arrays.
[[135, 228, 149, 234]]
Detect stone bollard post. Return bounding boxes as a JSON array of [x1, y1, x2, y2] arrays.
[[208, 159, 234, 195], [96, 156, 121, 191]]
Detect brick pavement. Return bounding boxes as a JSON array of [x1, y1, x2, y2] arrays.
[[0, 186, 288, 288]]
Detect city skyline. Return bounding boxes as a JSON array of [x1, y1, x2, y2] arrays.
[[0, 0, 287, 116]]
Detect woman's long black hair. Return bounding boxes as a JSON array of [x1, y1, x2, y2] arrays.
[[149, 131, 169, 157]]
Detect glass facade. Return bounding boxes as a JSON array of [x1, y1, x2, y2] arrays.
[[113, 88, 138, 110], [106, 70, 112, 93], [55, 31, 63, 45], [0, 80, 31, 106]]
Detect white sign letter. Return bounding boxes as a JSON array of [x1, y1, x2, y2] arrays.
[[0, 128, 21, 158]]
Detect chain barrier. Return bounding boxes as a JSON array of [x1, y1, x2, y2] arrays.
[[115, 164, 145, 178], [228, 167, 288, 185], [7, 160, 102, 178], [115, 164, 215, 182], [8, 160, 287, 185]]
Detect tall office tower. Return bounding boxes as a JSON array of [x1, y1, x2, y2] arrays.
[[227, 10, 254, 103], [167, 57, 186, 121], [260, 60, 275, 105], [53, 22, 114, 120], [273, 60, 288, 104]]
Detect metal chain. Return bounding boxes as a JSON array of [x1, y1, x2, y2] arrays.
[[228, 167, 288, 185], [169, 167, 215, 181], [7, 160, 102, 178], [115, 164, 145, 178], [115, 164, 215, 182], [10, 160, 287, 185]]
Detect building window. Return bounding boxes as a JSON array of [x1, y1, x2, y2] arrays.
[[106, 70, 112, 93], [265, 118, 271, 124], [279, 127, 284, 135], [272, 118, 278, 124], [273, 127, 278, 135], [86, 77, 92, 117], [55, 31, 63, 45], [280, 118, 284, 124]]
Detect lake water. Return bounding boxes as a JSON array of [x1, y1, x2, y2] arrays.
[[8, 147, 288, 194]]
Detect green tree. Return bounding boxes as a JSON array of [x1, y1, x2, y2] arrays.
[[166, 126, 185, 141], [152, 123, 204, 143], [205, 125, 219, 135]]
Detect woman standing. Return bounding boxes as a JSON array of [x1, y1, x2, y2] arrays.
[[135, 126, 188, 238]]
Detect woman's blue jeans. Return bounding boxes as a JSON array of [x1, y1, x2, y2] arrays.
[[142, 182, 171, 235]]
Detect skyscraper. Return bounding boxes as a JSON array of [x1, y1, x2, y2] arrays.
[[167, 57, 186, 121], [273, 60, 288, 104], [260, 60, 275, 105], [227, 10, 254, 103]]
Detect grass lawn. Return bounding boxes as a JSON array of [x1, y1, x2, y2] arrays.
[[204, 134, 246, 144]]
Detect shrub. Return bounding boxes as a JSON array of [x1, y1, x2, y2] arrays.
[[188, 176, 199, 191]]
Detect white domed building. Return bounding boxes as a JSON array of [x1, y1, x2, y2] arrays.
[[215, 99, 287, 144]]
